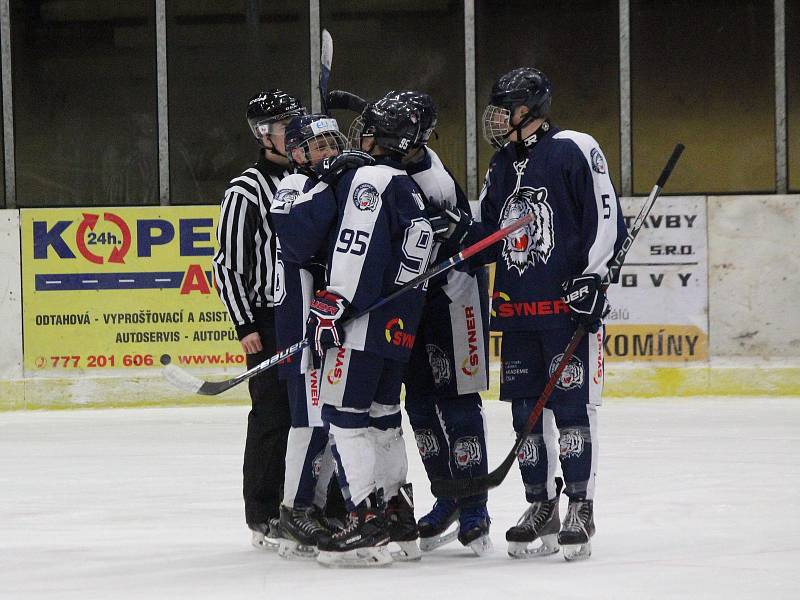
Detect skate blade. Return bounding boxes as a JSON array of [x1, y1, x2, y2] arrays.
[[317, 546, 393, 568], [507, 534, 560, 559], [389, 540, 422, 561], [562, 541, 592, 561], [251, 531, 280, 552], [465, 534, 493, 557], [278, 539, 319, 560], [419, 526, 459, 552]]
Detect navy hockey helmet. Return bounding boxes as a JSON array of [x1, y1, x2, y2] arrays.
[[483, 67, 552, 148], [246, 89, 307, 143], [489, 67, 552, 117], [284, 113, 348, 176], [382, 90, 438, 146], [350, 96, 423, 159]]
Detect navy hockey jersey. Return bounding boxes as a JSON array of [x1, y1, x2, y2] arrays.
[[472, 122, 627, 332], [271, 173, 337, 377], [405, 147, 490, 394], [326, 158, 435, 362], [405, 146, 477, 297]]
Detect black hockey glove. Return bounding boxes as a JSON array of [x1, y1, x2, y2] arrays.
[[318, 150, 375, 186], [327, 89, 368, 113], [425, 204, 473, 245], [561, 273, 609, 333], [306, 290, 350, 367]]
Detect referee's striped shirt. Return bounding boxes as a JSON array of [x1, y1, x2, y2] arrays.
[[213, 156, 288, 339]]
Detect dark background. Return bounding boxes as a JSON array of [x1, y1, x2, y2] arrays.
[[3, 0, 798, 208]]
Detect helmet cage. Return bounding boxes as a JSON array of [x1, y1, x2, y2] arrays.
[[347, 114, 366, 150], [286, 116, 349, 176], [482, 104, 512, 149], [419, 114, 438, 146]]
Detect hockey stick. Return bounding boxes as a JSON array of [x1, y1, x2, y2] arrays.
[[319, 29, 333, 114], [163, 213, 535, 396], [327, 90, 368, 113], [430, 143, 685, 499]]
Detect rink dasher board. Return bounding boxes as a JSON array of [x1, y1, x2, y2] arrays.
[[0, 210, 23, 380], [1, 362, 798, 410]]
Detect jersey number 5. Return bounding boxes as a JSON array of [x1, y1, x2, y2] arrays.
[[395, 217, 434, 289]]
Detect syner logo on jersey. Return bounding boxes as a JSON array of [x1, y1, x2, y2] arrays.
[[499, 187, 554, 275]]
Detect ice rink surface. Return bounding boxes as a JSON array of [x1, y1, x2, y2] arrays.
[[2, 397, 799, 600]]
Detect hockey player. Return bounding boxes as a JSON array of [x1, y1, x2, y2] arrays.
[[213, 89, 305, 551], [269, 114, 356, 559], [467, 67, 627, 561], [374, 90, 493, 556], [307, 96, 435, 567]]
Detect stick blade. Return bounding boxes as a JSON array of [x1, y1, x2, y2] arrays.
[[430, 450, 517, 498], [162, 364, 204, 394], [430, 474, 498, 499], [320, 29, 333, 71], [197, 379, 237, 396]]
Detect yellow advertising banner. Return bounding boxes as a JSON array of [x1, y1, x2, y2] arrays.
[[21, 206, 244, 374], [484, 196, 709, 363], [488, 324, 708, 363]]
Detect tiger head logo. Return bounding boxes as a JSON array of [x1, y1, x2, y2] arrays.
[[559, 428, 586, 459], [311, 450, 324, 479], [548, 353, 585, 391], [517, 434, 540, 466], [425, 344, 452, 388], [500, 187, 554, 276], [415, 429, 440, 459], [453, 436, 482, 469]]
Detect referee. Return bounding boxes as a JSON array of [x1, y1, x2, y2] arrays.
[[213, 89, 306, 550]]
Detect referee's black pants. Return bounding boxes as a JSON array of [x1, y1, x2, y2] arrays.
[[243, 306, 290, 526]]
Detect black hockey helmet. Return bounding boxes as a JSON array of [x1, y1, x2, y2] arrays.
[[484, 67, 552, 149], [246, 89, 307, 143], [382, 90, 438, 146], [489, 67, 552, 118], [351, 96, 423, 159], [284, 113, 348, 176]]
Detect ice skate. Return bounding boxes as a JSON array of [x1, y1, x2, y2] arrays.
[[558, 498, 595, 561], [458, 505, 493, 557], [249, 518, 281, 552], [505, 496, 560, 559], [386, 483, 421, 561], [316, 496, 392, 568], [277, 505, 328, 560], [417, 498, 460, 552]]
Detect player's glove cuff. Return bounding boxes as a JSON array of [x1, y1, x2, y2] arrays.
[[561, 273, 608, 333], [425, 205, 473, 244], [318, 150, 375, 185], [306, 290, 351, 362]]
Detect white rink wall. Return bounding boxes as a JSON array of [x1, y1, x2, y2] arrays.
[[0, 197, 798, 409], [708, 195, 800, 357], [0, 211, 23, 380]]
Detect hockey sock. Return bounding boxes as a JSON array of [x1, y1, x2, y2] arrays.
[[369, 404, 408, 501], [325, 406, 375, 511], [436, 393, 489, 506], [405, 394, 452, 484], [312, 437, 337, 509], [554, 404, 598, 500], [511, 398, 560, 502]]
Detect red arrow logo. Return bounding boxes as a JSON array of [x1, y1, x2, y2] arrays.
[[76, 213, 103, 264], [104, 212, 132, 264]]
